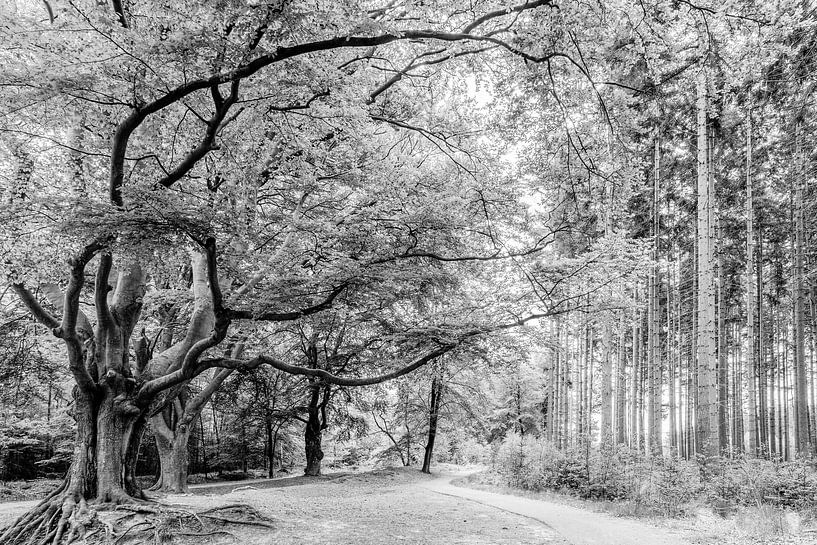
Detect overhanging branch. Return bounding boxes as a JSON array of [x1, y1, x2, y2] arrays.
[[225, 283, 347, 322], [200, 343, 457, 387], [108, 1, 559, 204]]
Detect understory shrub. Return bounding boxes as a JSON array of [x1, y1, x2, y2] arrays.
[[705, 457, 817, 509], [493, 433, 817, 516]]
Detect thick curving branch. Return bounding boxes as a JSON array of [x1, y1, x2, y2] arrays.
[[136, 238, 229, 403], [94, 253, 115, 334], [22, 240, 108, 395], [108, 1, 558, 204], [185, 308, 566, 391], [226, 283, 348, 322], [9, 284, 60, 330], [155, 80, 241, 189], [199, 343, 457, 388], [461, 0, 556, 33]]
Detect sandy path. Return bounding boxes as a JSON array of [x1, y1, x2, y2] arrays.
[[0, 469, 694, 544], [425, 475, 693, 545], [167, 469, 568, 544]]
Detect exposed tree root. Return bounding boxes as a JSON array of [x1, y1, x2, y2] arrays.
[[1, 497, 274, 545], [197, 504, 275, 529]]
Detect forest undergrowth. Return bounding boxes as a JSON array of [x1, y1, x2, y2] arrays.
[[471, 434, 817, 542]]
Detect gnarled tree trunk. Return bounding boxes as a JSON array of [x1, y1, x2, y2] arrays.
[[150, 409, 192, 493], [304, 379, 330, 477], [2, 256, 148, 544]]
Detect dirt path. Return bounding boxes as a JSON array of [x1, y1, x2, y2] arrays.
[[0, 469, 695, 544], [166, 469, 567, 544], [424, 474, 692, 545]]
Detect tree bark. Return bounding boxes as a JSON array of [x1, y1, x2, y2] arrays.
[[758, 235, 768, 454], [695, 65, 719, 458], [615, 313, 627, 445], [422, 373, 444, 474], [668, 259, 678, 454], [630, 308, 640, 449], [717, 215, 729, 452], [732, 322, 745, 453], [600, 311, 613, 445], [648, 134, 663, 456], [304, 380, 329, 477], [152, 420, 191, 493], [794, 123, 810, 455], [745, 111, 758, 455], [266, 410, 275, 478]]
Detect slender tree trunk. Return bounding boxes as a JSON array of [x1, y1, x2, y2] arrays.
[[615, 313, 628, 445], [402, 386, 413, 465], [576, 323, 584, 444], [758, 236, 768, 455], [733, 321, 745, 452], [777, 313, 785, 457], [601, 311, 613, 445], [679, 263, 688, 459], [717, 217, 729, 452], [695, 66, 719, 458], [794, 124, 810, 455], [768, 319, 777, 458], [266, 410, 275, 478], [211, 402, 221, 472], [745, 112, 758, 456], [811, 310, 817, 456], [422, 373, 444, 474], [669, 258, 678, 455], [782, 336, 791, 461], [690, 243, 699, 458], [585, 324, 593, 446], [546, 320, 557, 442], [630, 310, 639, 448], [810, 294, 817, 455], [272, 428, 281, 474], [200, 414, 208, 480], [558, 319, 568, 449], [648, 134, 663, 456]]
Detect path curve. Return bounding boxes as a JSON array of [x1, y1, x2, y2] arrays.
[[1, 470, 695, 544], [422, 473, 691, 545]]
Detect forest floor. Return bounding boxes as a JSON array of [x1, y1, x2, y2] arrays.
[[0, 466, 813, 544]]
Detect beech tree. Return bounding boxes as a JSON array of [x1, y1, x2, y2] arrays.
[[0, 0, 601, 540]]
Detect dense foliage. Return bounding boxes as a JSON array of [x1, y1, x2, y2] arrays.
[[0, 0, 815, 542]]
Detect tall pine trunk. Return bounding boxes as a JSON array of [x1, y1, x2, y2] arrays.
[[615, 313, 628, 445], [746, 113, 758, 455], [600, 312, 613, 445], [648, 134, 663, 456], [794, 124, 810, 455], [695, 66, 719, 458], [669, 258, 678, 454], [717, 216, 729, 452]]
